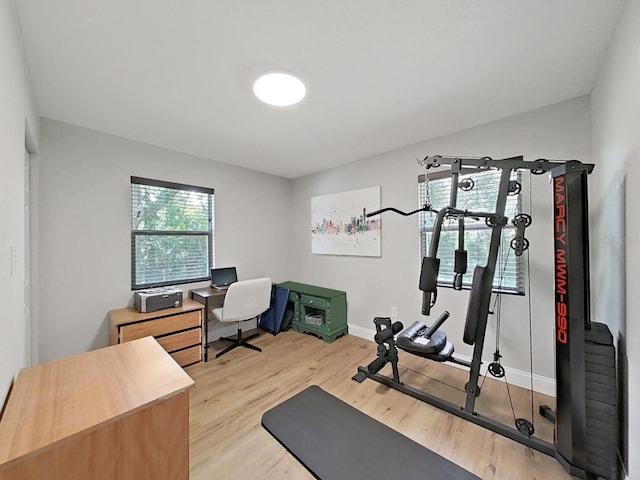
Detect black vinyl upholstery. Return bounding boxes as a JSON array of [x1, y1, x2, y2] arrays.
[[397, 321, 454, 361]]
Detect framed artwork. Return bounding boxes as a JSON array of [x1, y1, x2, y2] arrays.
[[311, 186, 381, 256]]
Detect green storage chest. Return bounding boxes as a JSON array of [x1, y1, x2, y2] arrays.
[[278, 281, 348, 343]]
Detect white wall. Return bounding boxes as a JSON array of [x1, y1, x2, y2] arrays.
[[591, 0, 640, 476], [36, 119, 291, 362], [290, 96, 592, 394], [0, 0, 39, 405]]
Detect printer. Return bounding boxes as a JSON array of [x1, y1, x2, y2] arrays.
[[134, 287, 183, 313]]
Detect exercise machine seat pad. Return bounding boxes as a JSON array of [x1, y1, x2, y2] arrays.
[[397, 321, 454, 361]]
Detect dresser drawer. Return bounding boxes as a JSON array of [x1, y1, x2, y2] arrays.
[[120, 310, 201, 342], [170, 345, 201, 367], [300, 294, 329, 309], [156, 327, 201, 353]]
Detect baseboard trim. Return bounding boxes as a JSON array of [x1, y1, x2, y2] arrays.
[[348, 324, 376, 341]]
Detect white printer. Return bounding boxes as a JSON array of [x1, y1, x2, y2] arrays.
[[134, 287, 183, 313]]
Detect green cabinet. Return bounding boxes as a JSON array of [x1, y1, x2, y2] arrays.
[[278, 281, 348, 343]]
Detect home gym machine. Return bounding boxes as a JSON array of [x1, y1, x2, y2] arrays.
[[353, 155, 617, 479]]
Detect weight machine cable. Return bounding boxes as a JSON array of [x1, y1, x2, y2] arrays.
[[489, 233, 512, 369], [526, 171, 536, 426], [397, 363, 467, 394], [484, 174, 537, 434], [503, 172, 536, 434], [480, 363, 520, 426], [484, 245, 521, 424]]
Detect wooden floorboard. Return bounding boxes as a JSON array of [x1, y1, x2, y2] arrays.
[[185, 330, 571, 479]]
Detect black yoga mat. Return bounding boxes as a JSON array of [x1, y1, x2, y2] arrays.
[[261, 385, 480, 480]]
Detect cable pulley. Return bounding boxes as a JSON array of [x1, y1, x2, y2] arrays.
[[513, 213, 532, 227], [465, 382, 481, 398], [515, 418, 535, 437], [478, 157, 493, 170], [510, 236, 530, 253], [487, 362, 505, 378], [459, 178, 475, 192], [485, 214, 507, 228], [508, 181, 522, 196]]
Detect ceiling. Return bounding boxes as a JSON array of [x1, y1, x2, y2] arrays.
[[16, 0, 623, 179]]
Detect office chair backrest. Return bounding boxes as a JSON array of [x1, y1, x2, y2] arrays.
[[220, 277, 272, 322]]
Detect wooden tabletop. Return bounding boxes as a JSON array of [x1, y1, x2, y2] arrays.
[[0, 337, 194, 468], [190, 286, 228, 299]]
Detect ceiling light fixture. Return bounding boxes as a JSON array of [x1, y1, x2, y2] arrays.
[[253, 72, 306, 107]]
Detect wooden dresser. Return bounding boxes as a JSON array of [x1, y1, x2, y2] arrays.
[[108, 298, 205, 367], [0, 337, 194, 480]]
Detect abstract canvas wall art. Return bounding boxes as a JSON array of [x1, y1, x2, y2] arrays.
[[311, 186, 381, 256]]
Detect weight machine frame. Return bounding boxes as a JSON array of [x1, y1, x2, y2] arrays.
[[353, 155, 616, 479]]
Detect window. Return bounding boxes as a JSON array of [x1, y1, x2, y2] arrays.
[[418, 169, 524, 295], [131, 177, 214, 290]]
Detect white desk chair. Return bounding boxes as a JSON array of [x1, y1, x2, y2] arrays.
[[211, 277, 272, 358]]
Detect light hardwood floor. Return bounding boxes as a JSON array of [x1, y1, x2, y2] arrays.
[[186, 331, 571, 479]]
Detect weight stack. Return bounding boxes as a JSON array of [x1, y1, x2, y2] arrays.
[[584, 322, 618, 480]]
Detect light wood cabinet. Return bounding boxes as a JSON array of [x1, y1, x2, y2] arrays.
[[109, 298, 204, 367], [0, 337, 194, 480]]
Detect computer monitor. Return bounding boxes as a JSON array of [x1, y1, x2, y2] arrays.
[[210, 267, 238, 289]]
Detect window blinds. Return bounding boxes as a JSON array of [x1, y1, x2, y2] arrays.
[[130, 177, 214, 289]]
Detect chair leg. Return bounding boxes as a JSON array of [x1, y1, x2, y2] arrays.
[[239, 340, 262, 352], [215, 341, 241, 358], [215, 323, 262, 358]]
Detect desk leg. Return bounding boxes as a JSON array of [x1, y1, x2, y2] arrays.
[[191, 291, 210, 362], [204, 315, 209, 362]]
